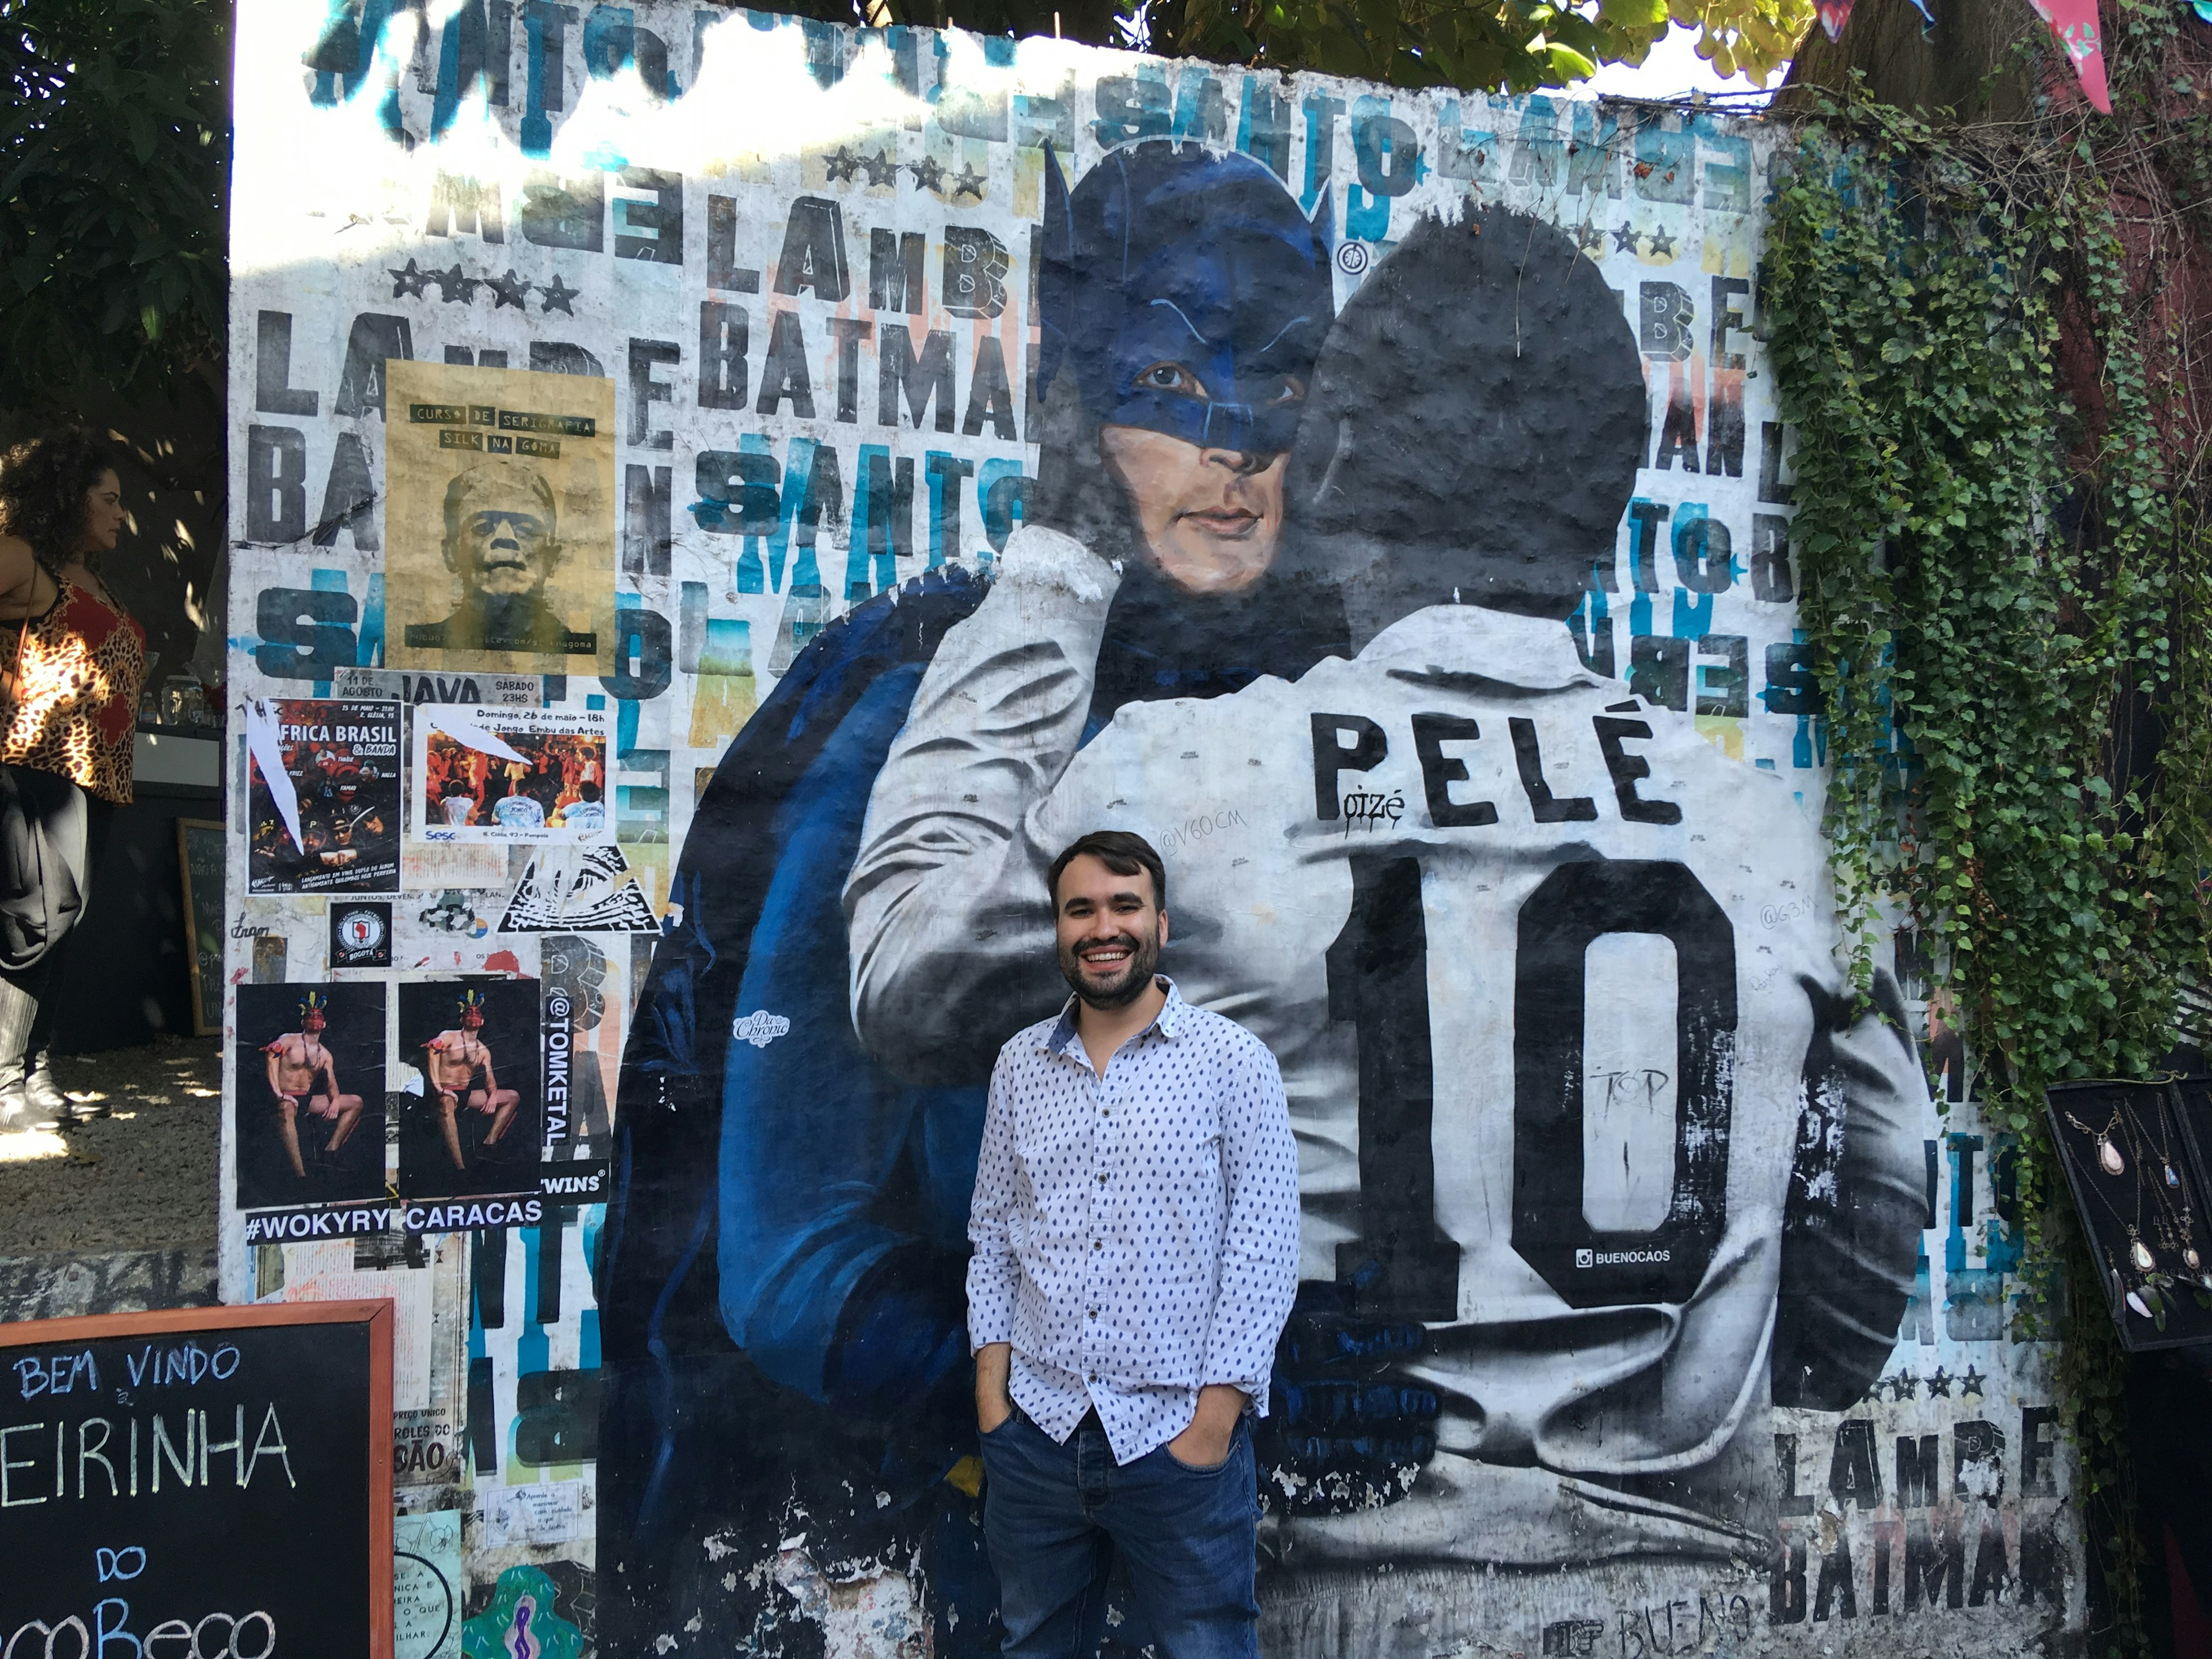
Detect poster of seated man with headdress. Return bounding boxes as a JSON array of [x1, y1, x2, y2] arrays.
[[384, 361, 616, 676], [232, 983, 388, 1212], [396, 978, 544, 1206]]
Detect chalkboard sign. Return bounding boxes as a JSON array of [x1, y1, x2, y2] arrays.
[[177, 819, 224, 1036], [1, 1300, 393, 1657]]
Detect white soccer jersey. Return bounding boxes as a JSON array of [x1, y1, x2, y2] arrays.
[[846, 527, 1927, 1564]]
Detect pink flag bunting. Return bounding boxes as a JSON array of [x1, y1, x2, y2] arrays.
[[2026, 0, 2113, 112], [1817, 0, 1855, 40]]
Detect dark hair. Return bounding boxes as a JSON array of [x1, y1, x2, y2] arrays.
[[1289, 206, 1647, 622], [579, 781, 601, 802], [0, 427, 126, 573], [1047, 830, 1167, 912]]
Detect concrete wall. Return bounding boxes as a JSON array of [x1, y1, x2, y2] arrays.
[[218, 6, 2077, 1653]]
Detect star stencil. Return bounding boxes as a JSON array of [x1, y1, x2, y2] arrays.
[[539, 274, 579, 316], [859, 150, 899, 187], [1960, 1366, 1986, 1398], [908, 154, 948, 194], [429, 263, 480, 303], [1926, 1367, 1954, 1398], [824, 146, 862, 183], [950, 162, 987, 202], [486, 269, 532, 310], [1648, 226, 1677, 257], [388, 258, 433, 299], [1612, 222, 1640, 253]]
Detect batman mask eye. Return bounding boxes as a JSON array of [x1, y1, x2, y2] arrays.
[[1134, 362, 1207, 399]]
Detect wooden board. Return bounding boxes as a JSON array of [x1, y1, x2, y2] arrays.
[[176, 817, 223, 1037], [0, 1299, 394, 1657]]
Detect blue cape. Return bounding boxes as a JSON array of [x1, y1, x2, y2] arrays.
[[598, 567, 991, 1607]]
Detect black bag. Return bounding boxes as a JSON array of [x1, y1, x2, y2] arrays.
[[0, 760, 89, 972]]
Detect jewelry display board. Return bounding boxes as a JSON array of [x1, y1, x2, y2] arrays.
[[2047, 1078, 2212, 1349]]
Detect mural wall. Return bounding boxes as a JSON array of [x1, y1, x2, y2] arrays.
[[222, 3, 2080, 1653]]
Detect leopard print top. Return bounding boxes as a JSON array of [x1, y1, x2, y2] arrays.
[[1, 581, 146, 804]]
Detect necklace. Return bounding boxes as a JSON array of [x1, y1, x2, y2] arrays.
[[2141, 1088, 2186, 1195], [2064, 1104, 2127, 1177], [2072, 1128, 2160, 1280], [2142, 1089, 2210, 1281]]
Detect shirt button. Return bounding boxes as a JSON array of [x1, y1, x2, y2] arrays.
[[1097, 1173, 1107, 1185], [1092, 1240, 1102, 1251], [1088, 1308, 1098, 1319]]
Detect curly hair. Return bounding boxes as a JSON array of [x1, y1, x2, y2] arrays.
[[0, 428, 124, 575]]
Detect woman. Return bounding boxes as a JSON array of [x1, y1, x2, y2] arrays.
[[0, 430, 147, 1131]]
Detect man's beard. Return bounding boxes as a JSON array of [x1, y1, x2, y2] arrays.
[[1058, 926, 1161, 1010]]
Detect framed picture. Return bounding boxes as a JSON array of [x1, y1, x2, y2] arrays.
[[176, 816, 224, 1036], [2047, 1078, 2212, 1350]]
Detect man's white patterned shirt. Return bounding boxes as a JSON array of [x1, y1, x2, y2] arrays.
[[967, 976, 1300, 1465]]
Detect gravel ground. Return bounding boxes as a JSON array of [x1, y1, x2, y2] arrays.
[[0, 1036, 221, 1255]]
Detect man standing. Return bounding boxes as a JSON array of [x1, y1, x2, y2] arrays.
[[554, 780, 606, 831], [969, 830, 1298, 1659]]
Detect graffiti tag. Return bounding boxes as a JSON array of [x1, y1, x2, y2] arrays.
[[733, 1011, 792, 1049], [1339, 787, 1407, 835]]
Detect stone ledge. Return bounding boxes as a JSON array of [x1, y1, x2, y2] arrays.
[[0, 1246, 219, 1324]]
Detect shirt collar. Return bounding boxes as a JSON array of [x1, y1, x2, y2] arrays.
[[1358, 603, 1597, 694], [1041, 976, 1186, 1059]]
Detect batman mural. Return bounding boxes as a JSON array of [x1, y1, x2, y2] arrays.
[[598, 138, 1344, 1653]]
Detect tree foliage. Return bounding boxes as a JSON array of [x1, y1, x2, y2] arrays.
[[0, 0, 229, 408], [1146, 0, 1675, 95], [786, 0, 1816, 109], [1144, 0, 1811, 92], [1174, 0, 1802, 89]]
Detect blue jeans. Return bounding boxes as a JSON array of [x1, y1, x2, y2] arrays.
[[979, 1406, 1260, 1659]]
